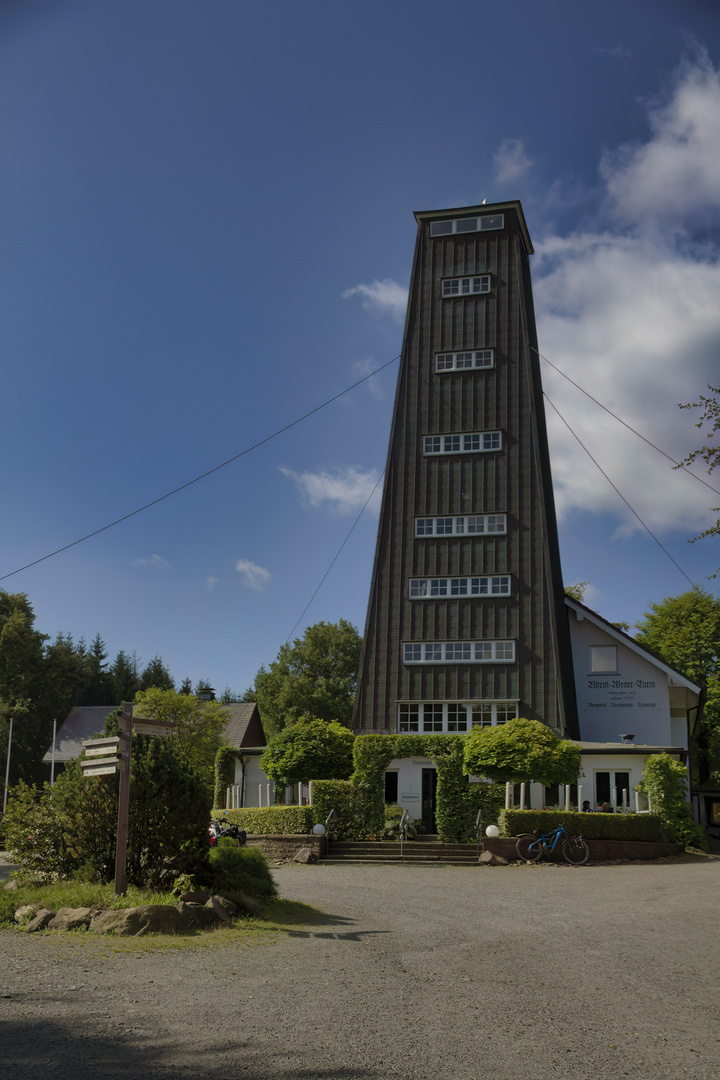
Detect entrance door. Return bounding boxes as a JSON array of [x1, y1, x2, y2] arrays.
[[421, 768, 437, 833], [596, 771, 631, 810]]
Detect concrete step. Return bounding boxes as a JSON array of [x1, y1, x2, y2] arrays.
[[324, 840, 481, 866]]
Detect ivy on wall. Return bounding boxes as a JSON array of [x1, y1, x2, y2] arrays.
[[213, 745, 241, 809]]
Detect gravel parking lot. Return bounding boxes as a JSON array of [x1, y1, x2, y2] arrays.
[[1, 857, 718, 1080]]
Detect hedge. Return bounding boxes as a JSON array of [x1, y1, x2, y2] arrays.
[[213, 805, 315, 834], [310, 779, 358, 840], [213, 745, 240, 809], [499, 808, 664, 842]]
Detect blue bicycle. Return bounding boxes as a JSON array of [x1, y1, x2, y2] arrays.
[[515, 823, 589, 865]]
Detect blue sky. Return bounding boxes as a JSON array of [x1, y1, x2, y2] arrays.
[[1, 0, 719, 697]]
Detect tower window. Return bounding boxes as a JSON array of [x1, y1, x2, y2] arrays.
[[402, 641, 515, 664], [430, 214, 504, 236], [409, 575, 511, 599], [423, 432, 501, 455], [442, 275, 491, 297], [397, 700, 517, 733], [414, 514, 507, 537], [436, 350, 494, 372]]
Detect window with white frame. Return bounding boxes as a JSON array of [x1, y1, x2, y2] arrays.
[[429, 215, 504, 236], [402, 641, 515, 664], [435, 350, 494, 372], [589, 645, 617, 673], [442, 275, 491, 297], [414, 514, 506, 537], [423, 432, 501, 455], [398, 700, 517, 733], [409, 575, 511, 599]]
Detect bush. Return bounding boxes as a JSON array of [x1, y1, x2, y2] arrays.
[[499, 808, 664, 842], [4, 736, 212, 888], [310, 779, 358, 840], [214, 805, 315, 834], [4, 780, 76, 880], [637, 753, 707, 849], [199, 839, 277, 899], [214, 745, 240, 809]]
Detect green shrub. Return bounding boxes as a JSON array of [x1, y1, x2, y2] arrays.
[[5, 737, 212, 889], [214, 805, 315, 834], [3, 780, 76, 880], [637, 753, 707, 849], [213, 745, 240, 809], [310, 779, 358, 839], [199, 840, 277, 899], [499, 808, 664, 841]]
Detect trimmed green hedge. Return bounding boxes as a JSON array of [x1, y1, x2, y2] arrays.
[[213, 806, 315, 834], [213, 745, 240, 809], [499, 808, 664, 842], [310, 779, 358, 840]]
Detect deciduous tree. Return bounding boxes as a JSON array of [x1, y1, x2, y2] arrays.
[[251, 620, 362, 736], [463, 717, 582, 786], [260, 718, 355, 788]]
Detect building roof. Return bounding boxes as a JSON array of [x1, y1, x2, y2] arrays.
[[564, 596, 702, 694], [220, 702, 265, 748], [42, 706, 115, 763], [43, 700, 267, 765]]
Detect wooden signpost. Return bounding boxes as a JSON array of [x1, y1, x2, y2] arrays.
[[80, 701, 173, 895]]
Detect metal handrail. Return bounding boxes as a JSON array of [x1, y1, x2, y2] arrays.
[[399, 809, 409, 856], [475, 808, 483, 857], [324, 807, 337, 841]]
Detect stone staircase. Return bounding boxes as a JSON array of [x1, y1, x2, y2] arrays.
[[321, 836, 480, 866]]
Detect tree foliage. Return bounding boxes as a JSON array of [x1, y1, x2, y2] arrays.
[[463, 718, 583, 786], [260, 718, 355, 788], [679, 383, 720, 564], [5, 737, 212, 887], [637, 753, 706, 849], [251, 620, 362, 736], [127, 688, 229, 792], [634, 586, 720, 783]]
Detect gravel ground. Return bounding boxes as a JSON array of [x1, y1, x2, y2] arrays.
[[1, 856, 718, 1080]]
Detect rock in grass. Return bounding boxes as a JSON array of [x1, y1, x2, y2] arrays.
[[48, 907, 94, 931], [25, 909, 55, 932]]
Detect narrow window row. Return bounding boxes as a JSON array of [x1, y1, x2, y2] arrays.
[[398, 700, 518, 733], [415, 514, 506, 537], [403, 640, 515, 664], [423, 431, 501, 455], [442, 275, 491, 297], [408, 575, 511, 599], [435, 349, 494, 372], [429, 214, 504, 237]]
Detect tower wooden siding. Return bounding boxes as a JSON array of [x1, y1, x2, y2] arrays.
[[352, 201, 578, 738]]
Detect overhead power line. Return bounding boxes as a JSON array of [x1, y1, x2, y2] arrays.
[[544, 394, 696, 588], [533, 346, 720, 498], [0, 354, 401, 582]]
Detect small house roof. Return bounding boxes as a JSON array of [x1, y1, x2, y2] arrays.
[[220, 702, 266, 748], [42, 706, 115, 763]]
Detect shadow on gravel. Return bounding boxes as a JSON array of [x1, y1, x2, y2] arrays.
[[1, 1016, 380, 1078]]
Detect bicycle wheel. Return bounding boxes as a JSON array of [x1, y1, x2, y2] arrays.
[[562, 837, 590, 865], [515, 834, 543, 862]]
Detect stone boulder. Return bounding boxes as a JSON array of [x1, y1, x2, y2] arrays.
[[478, 850, 508, 866], [25, 909, 55, 932], [3, 879, 22, 892], [205, 895, 233, 923], [48, 907, 94, 931], [14, 904, 38, 924], [90, 904, 194, 936], [293, 846, 317, 864], [176, 901, 218, 928], [180, 889, 210, 905]]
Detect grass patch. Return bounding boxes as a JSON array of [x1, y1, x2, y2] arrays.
[[0, 878, 321, 951]]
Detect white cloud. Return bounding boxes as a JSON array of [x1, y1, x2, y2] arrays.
[[204, 576, 219, 592], [133, 553, 171, 570], [493, 138, 535, 184], [342, 278, 408, 324], [600, 47, 720, 228], [235, 559, 271, 591], [532, 54, 720, 540], [280, 465, 383, 515]]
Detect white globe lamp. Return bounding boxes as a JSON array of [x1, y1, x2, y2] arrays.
[[312, 823, 326, 836], [485, 824, 500, 838]]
